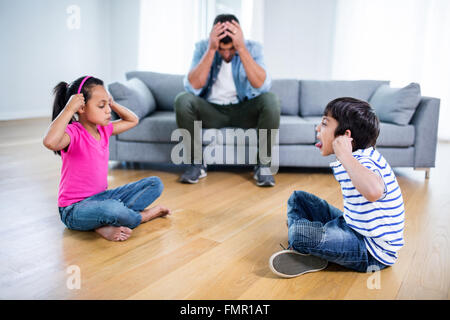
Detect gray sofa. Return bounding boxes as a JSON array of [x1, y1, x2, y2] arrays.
[[108, 71, 440, 177]]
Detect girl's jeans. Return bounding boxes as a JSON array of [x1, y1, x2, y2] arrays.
[[59, 176, 163, 231], [287, 190, 388, 273]]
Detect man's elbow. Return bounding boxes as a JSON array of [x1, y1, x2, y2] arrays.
[[251, 72, 268, 90], [251, 79, 265, 89], [187, 74, 205, 90]]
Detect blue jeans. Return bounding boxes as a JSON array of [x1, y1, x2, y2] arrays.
[[287, 191, 388, 273], [59, 176, 164, 231]]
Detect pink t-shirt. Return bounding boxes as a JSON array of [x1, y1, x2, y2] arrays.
[[58, 122, 114, 207]]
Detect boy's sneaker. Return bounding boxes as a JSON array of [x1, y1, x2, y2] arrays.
[[253, 165, 275, 187], [269, 250, 328, 278], [180, 164, 207, 184]]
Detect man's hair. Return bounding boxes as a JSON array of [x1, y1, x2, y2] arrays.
[[213, 14, 240, 44], [324, 97, 380, 151]]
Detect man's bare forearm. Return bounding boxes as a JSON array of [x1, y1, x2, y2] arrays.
[[188, 49, 216, 90], [238, 47, 266, 89]]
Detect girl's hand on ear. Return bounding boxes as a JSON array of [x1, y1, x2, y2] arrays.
[[66, 94, 85, 113], [333, 135, 353, 161], [108, 94, 115, 108]]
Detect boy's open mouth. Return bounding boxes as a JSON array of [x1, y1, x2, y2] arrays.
[[315, 141, 323, 149]]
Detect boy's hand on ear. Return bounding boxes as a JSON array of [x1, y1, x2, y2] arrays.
[[333, 135, 353, 161], [66, 94, 85, 113]]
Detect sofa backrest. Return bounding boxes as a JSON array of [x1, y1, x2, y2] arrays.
[[298, 80, 389, 116], [270, 79, 300, 115], [126, 71, 389, 117]]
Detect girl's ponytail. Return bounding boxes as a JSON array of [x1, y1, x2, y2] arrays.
[[52, 82, 76, 124]]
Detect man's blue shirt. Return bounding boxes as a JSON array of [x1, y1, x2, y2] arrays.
[[184, 39, 272, 102]]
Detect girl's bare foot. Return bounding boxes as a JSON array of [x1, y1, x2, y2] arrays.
[[141, 205, 171, 223], [95, 226, 132, 241]]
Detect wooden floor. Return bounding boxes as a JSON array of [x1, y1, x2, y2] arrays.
[[0, 117, 449, 300]]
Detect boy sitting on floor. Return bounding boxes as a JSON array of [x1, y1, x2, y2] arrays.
[[269, 97, 405, 277]]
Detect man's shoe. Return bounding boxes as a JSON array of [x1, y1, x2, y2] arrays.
[[180, 164, 207, 184], [253, 165, 275, 187], [268, 250, 328, 278]]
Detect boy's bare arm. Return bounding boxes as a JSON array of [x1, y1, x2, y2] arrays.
[[333, 135, 385, 202]]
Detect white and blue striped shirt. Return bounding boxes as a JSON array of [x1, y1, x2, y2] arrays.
[[330, 147, 405, 266]]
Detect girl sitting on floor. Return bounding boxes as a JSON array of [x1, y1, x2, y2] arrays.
[[43, 76, 170, 241]]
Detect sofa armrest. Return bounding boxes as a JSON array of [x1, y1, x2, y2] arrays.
[[410, 96, 440, 168]]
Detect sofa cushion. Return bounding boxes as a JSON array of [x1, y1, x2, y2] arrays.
[[118, 112, 316, 145], [278, 116, 316, 144], [118, 111, 178, 143], [207, 116, 316, 145], [118, 112, 226, 144], [299, 80, 389, 117], [303, 117, 415, 147], [270, 79, 300, 115], [369, 83, 421, 125], [126, 71, 184, 111], [108, 78, 156, 119]]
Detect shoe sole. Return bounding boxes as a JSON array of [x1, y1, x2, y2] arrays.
[[269, 250, 328, 278], [180, 170, 207, 184]]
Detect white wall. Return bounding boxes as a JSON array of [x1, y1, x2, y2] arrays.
[[1, 0, 337, 120], [263, 0, 337, 80], [110, 0, 140, 82], [0, 0, 114, 120]]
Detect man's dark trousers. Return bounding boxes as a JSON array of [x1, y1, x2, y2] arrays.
[[174, 92, 281, 165]]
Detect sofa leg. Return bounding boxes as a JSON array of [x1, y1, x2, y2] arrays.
[[415, 168, 430, 179]]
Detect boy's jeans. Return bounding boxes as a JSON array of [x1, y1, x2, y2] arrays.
[[59, 176, 163, 231], [287, 191, 388, 272]]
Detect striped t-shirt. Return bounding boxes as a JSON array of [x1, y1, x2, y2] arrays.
[[330, 147, 405, 266]]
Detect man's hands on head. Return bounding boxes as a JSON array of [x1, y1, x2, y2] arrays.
[[208, 22, 228, 52], [208, 20, 245, 52], [195, 18, 264, 89], [223, 20, 245, 51]]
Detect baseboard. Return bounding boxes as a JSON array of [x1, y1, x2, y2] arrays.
[[0, 110, 51, 120]]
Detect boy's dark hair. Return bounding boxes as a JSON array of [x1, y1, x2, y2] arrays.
[[213, 14, 240, 45], [51, 76, 104, 155], [324, 97, 380, 151]]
